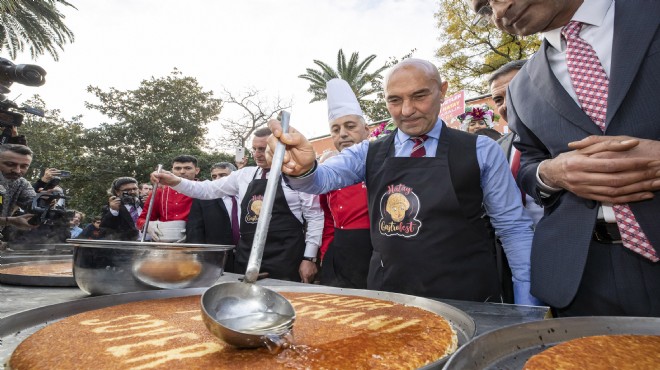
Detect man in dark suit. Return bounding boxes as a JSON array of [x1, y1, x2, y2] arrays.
[[186, 162, 238, 272], [101, 177, 142, 241], [468, 0, 660, 316]]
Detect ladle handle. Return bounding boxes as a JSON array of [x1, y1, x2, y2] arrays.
[[244, 111, 290, 283], [140, 164, 163, 242]]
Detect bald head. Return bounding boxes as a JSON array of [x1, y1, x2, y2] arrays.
[[384, 58, 448, 137], [385, 59, 444, 90]]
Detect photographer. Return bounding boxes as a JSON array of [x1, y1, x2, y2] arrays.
[[0, 144, 36, 220], [33, 168, 69, 192], [101, 177, 142, 241]]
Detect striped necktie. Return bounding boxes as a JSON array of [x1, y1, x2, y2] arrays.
[[563, 21, 657, 261], [410, 135, 428, 158]]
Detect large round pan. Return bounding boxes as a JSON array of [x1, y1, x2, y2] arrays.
[[442, 316, 660, 370], [0, 285, 475, 369], [0, 259, 75, 287]]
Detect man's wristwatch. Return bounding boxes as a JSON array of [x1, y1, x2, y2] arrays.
[[302, 256, 318, 263]]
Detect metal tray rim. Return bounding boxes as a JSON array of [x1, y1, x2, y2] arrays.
[[66, 238, 236, 251], [442, 316, 660, 370], [0, 259, 75, 287]]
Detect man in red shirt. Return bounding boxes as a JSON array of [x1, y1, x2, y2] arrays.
[[137, 155, 200, 241], [319, 78, 373, 288]]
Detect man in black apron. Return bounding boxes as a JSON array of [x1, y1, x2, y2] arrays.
[[318, 78, 373, 288], [267, 59, 541, 305], [151, 128, 323, 282]]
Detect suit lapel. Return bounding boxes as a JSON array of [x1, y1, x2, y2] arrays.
[[606, 0, 659, 127], [529, 42, 601, 135]]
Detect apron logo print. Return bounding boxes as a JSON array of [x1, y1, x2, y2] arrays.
[[378, 183, 422, 238], [245, 194, 263, 224]]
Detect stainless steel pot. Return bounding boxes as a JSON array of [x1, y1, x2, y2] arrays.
[[67, 239, 234, 295]]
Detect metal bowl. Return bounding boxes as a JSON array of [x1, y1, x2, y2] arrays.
[[67, 239, 234, 295]]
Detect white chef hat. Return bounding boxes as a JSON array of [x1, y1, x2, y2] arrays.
[[326, 78, 363, 122]]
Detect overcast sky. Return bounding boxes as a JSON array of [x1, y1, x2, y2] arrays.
[[11, 0, 441, 143]]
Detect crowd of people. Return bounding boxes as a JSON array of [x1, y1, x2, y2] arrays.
[[1, 0, 657, 318]]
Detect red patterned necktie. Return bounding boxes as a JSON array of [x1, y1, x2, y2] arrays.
[[410, 135, 428, 158], [563, 21, 657, 261]]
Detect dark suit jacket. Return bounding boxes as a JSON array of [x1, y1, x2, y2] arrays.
[[507, 0, 660, 308], [186, 198, 234, 245], [100, 205, 139, 241], [186, 197, 235, 272]]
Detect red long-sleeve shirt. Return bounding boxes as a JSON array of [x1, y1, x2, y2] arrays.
[[136, 185, 193, 229], [319, 182, 370, 259]]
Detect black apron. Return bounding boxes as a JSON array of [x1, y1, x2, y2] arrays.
[[365, 125, 501, 302], [321, 228, 372, 289], [236, 169, 306, 281]]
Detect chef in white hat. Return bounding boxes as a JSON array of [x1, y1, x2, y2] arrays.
[[318, 78, 373, 289]]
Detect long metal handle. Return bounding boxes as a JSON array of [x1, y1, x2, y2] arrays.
[[140, 164, 163, 242], [244, 112, 290, 283]]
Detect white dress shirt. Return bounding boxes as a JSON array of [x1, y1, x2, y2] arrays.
[[539, 0, 617, 222], [174, 166, 323, 258]]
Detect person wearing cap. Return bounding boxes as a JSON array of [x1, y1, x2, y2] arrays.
[[265, 58, 540, 305], [318, 78, 373, 289], [149, 129, 323, 283], [137, 155, 200, 242], [101, 176, 142, 241]]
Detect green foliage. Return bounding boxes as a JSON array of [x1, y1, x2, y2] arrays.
[[435, 0, 540, 95], [0, 0, 76, 61], [18, 70, 222, 218]]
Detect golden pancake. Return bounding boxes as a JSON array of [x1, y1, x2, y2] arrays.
[[0, 261, 73, 277], [523, 335, 660, 370], [10, 292, 457, 370]]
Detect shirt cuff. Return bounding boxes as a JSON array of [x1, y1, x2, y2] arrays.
[[109, 208, 119, 216], [304, 244, 319, 259], [513, 281, 545, 306], [535, 160, 562, 197]]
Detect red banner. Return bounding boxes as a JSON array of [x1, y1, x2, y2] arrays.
[[439, 90, 465, 129]]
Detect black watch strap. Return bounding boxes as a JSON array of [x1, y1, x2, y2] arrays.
[[302, 256, 318, 263]]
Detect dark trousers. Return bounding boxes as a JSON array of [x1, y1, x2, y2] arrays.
[[555, 239, 660, 317]]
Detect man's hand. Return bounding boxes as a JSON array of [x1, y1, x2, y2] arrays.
[[538, 135, 660, 203], [108, 196, 121, 211], [9, 214, 38, 230], [150, 170, 181, 187], [299, 260, 318, 283], [266, 119, 317, 176], [147, 221, 163, 242], [40, 168, 60, 183]]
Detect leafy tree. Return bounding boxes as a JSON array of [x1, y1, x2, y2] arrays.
[[214, 87, 290, 153], [17, 95, 94, 216], [0, 0, 76, 61], [435, 0, 540, 95], [299, 49, 387, 114], [76, 69, 221, 216]]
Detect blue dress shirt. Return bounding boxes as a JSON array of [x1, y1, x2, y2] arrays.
[[288, 120, 541, 306]]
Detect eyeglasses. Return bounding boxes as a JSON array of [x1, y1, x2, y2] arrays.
[[472, 4, 493, 27]]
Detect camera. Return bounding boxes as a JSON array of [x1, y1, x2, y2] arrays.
[[27, 190, 73, 226], [120, 191, 138, 205], [0, 57, 46, 145]]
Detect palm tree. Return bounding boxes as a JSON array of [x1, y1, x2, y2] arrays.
[[0, 0, 76, 61], [299, 49, 387, 103]]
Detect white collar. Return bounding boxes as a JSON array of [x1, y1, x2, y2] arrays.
[[543, 0, 613, 51]]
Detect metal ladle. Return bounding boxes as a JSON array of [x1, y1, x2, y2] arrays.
[[201, 111, 296, 348], [140, 164, 162, 243]]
